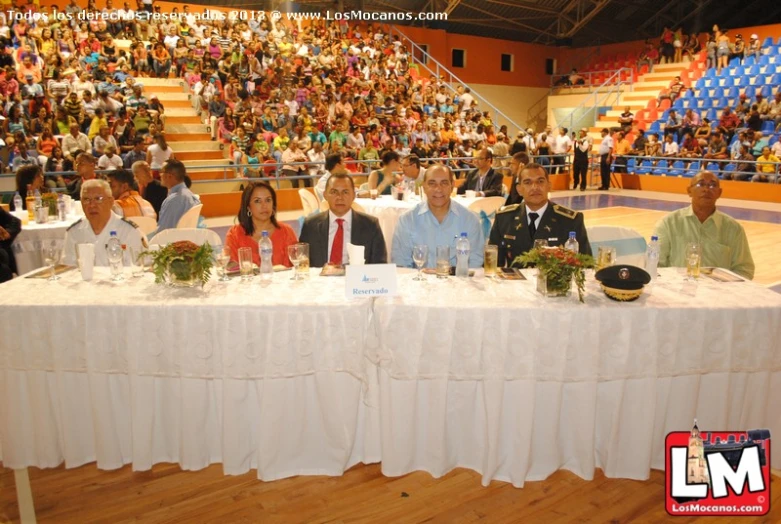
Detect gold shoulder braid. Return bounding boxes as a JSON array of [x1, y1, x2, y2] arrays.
[[553, 204, 577, 219], [497, 204, 520, 214]]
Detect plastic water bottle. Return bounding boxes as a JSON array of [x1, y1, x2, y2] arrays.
[[564, 231, 579, 253], [33, 188, 42, 210], [57, 194, 67, 221], [259, 230, 273, 281], [646, 235, 659, 281], [455, 232, 470, 277], [106, 231, 124, 280], [13, 191, 23, 213]]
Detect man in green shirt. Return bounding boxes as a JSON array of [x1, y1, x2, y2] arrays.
[[653, 171, 755, 280]]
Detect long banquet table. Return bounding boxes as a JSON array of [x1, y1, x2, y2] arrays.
[[1, 266, 779, 489]]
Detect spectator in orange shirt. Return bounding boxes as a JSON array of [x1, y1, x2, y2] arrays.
[[107, 169, 157, 219]]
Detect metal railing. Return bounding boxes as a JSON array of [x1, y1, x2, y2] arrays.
[[610, 153, 781, 183], [550, 68, 634, 91], [386, 25, 523, 135], [557, 68, 634, 134]]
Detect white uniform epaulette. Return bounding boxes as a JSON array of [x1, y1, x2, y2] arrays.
[[66, 218, 83, 231]]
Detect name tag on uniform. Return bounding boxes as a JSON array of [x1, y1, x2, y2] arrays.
[[503, 234, 516, 240], [548, 238, 558, 242]]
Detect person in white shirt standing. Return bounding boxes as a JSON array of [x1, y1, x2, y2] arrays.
[[552, 127, 573, 174], [598, 128, 614, 191]]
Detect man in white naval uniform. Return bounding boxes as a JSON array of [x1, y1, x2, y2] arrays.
[[64, 179, 146, 266]]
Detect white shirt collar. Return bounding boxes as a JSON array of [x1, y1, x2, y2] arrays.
[[525, 202, 549, 220], [329, 208, 353, 227]]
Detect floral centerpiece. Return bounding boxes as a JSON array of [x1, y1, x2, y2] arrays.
[[41, 192, 59, 216], [516, 246, 595, 302], [146, 240, 214, 287]]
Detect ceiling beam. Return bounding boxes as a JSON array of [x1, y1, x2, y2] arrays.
[[459, 1, 559, 38], [481, 0, 560, 15], [560, 0, 614, 38]]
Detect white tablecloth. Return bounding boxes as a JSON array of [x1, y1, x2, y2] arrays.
[[11, 214, 81, 275], [357, 196, 481, 253], [1, 267, 779, 486], [0, 268, 378, 480], [369, 270, 781, 486]]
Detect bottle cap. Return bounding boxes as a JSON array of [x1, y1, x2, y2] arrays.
[[460, 232, 467, 237], [110, 231, 117, 236], [262, 231, 269, 237], [651, 235, 658, 241], [569, 231, 576, 238]]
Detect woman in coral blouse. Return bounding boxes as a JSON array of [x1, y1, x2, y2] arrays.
[[225, 181, 298, 267]]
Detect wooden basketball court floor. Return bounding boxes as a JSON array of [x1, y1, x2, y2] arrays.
[[2, 189, 780, 523]]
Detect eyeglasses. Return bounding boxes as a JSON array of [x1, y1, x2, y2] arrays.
[[693, 181, 719, 189], [82, 196, 108, 204], [520, 178, 548, 187]]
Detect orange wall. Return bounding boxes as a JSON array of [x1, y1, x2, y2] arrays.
[[560, 23, 781, 67], [397, 26, 557, 88]]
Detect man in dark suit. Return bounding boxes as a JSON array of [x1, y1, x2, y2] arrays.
[[457, 148, 504, 197], [504, 151, 529, 207], [132, 160, 168, 217], [299, 173, 387, 267], [489, 162, 591, 268], [0, 206, 22, 281]]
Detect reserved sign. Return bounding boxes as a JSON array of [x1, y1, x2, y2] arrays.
[[345, 264, 398, 299]]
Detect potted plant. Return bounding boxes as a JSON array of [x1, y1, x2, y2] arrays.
[[146, 240, 214, 288], [516, 246, 594, 302]]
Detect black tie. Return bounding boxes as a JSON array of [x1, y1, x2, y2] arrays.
[[528, 212, 539, 239]]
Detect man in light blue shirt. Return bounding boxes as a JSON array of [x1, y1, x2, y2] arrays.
[[154, 159, 200, 235], [392, 164, 485, 268]]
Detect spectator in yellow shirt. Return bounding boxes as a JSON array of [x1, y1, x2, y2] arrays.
[[88, 107, 108, 141], [752, 146, 779, 183]]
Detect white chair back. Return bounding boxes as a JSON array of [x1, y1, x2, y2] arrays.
[[468, 196, 506, 216], [126, 216, 158, 238], [299, 189, 318, 215], [586, 226, 648, 266], [319, 200, 366, 213], [176, 204, 203, 229], [150, 228, 222, 248]]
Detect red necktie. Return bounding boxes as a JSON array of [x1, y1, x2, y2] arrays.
[[330, 218, 344, 265]]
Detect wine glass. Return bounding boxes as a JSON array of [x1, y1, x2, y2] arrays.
[[288, 244, 302, 280], [216, 248, 231, 282], [42, 240, 62, 281], [412, 244, 428, 281]]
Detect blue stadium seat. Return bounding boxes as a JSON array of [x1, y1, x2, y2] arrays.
[[668, 160, 685, 177], [661, 109, 671, 121], [744, 56, 756, 66], [636, 160, 653, 175], [705, 68, 717, 78], [715, 97, 728, 108], [683, 89, 695, 99], [652, 160, 669, 175], [776, 36, 781, 46], [762, 121, 775, 134], [738, 75, 752, 86], [681, 99, 692, 109], [626, 157, 637, 174], [648, 121, 662, 134], [705, 162, 720, 174], [695, 77, 707, 89], [748, 64, 761, 76], [770, 135, 779, 146], [726, 86, 740, 99], [753, 74, 766, 85], [769, 73, 781, 85], [722, 163, 736, 179], [698, 97, 711, 109], [672, 98, 684, 110], [732, 66, 745, 76], [744, 85, 756, 98], [684, 161, 701, 177], [764, 37, 774, 47], [758, 55, 770, 66], [729, 57, 741, 67], [705, 108, 718, 121]]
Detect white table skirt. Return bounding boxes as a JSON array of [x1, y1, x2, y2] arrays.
[[11, 215, 81, 275], [357, 196, 481, 253], [1, 267, 779, 485]]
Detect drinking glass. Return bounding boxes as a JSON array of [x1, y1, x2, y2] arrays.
[[533, 239, 549, 250], [42, 240, 62, 281], [412, 244, 428, 281], [295, 243, 310, 279], [596, 246, 617, 271], [435, 245, 450, 279], [106, 243, 124, 282], [484, 245, 498, 278], [129, 246, 144, 278], [216, 248, 231, 282], [238, 247, 254, 280], [685, 242, 701, 280]]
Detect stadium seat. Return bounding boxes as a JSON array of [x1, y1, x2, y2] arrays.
[[668, 160, 685, 177], [769, 73, 781, 85], [758, 55, 770, 66], [672, 99, 684, 110], [635, 160, 653, 175], [705, 162, 720, 175], [652, 160, 669, 175], [705, 108, 718, 121], [744, 85, 756, 99], [648, 121, 662, 134], [714, 97, 728, 108], [770, 135, 779, 147], [726, 86, 740, 99], [661, 109, 671, 121], [764, 37, 774, 47], [738, 75, 752, 86], [722, 163, 736, 179], [753, 74, 766, 85], [748, 64, 761, 76], [684, 161, 701, 177], [776, 36, 781, 46], [762, 121, 775, 134], [695, 77, 707, 89], [744, 56, 756, 66], [626, 157, 637, 174], [729, 57, 741, 67]]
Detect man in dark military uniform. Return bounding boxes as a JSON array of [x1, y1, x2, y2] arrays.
[[489, 162, 592, 267]]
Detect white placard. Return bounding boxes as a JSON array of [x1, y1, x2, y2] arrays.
[[345, 264, 398, 299]]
